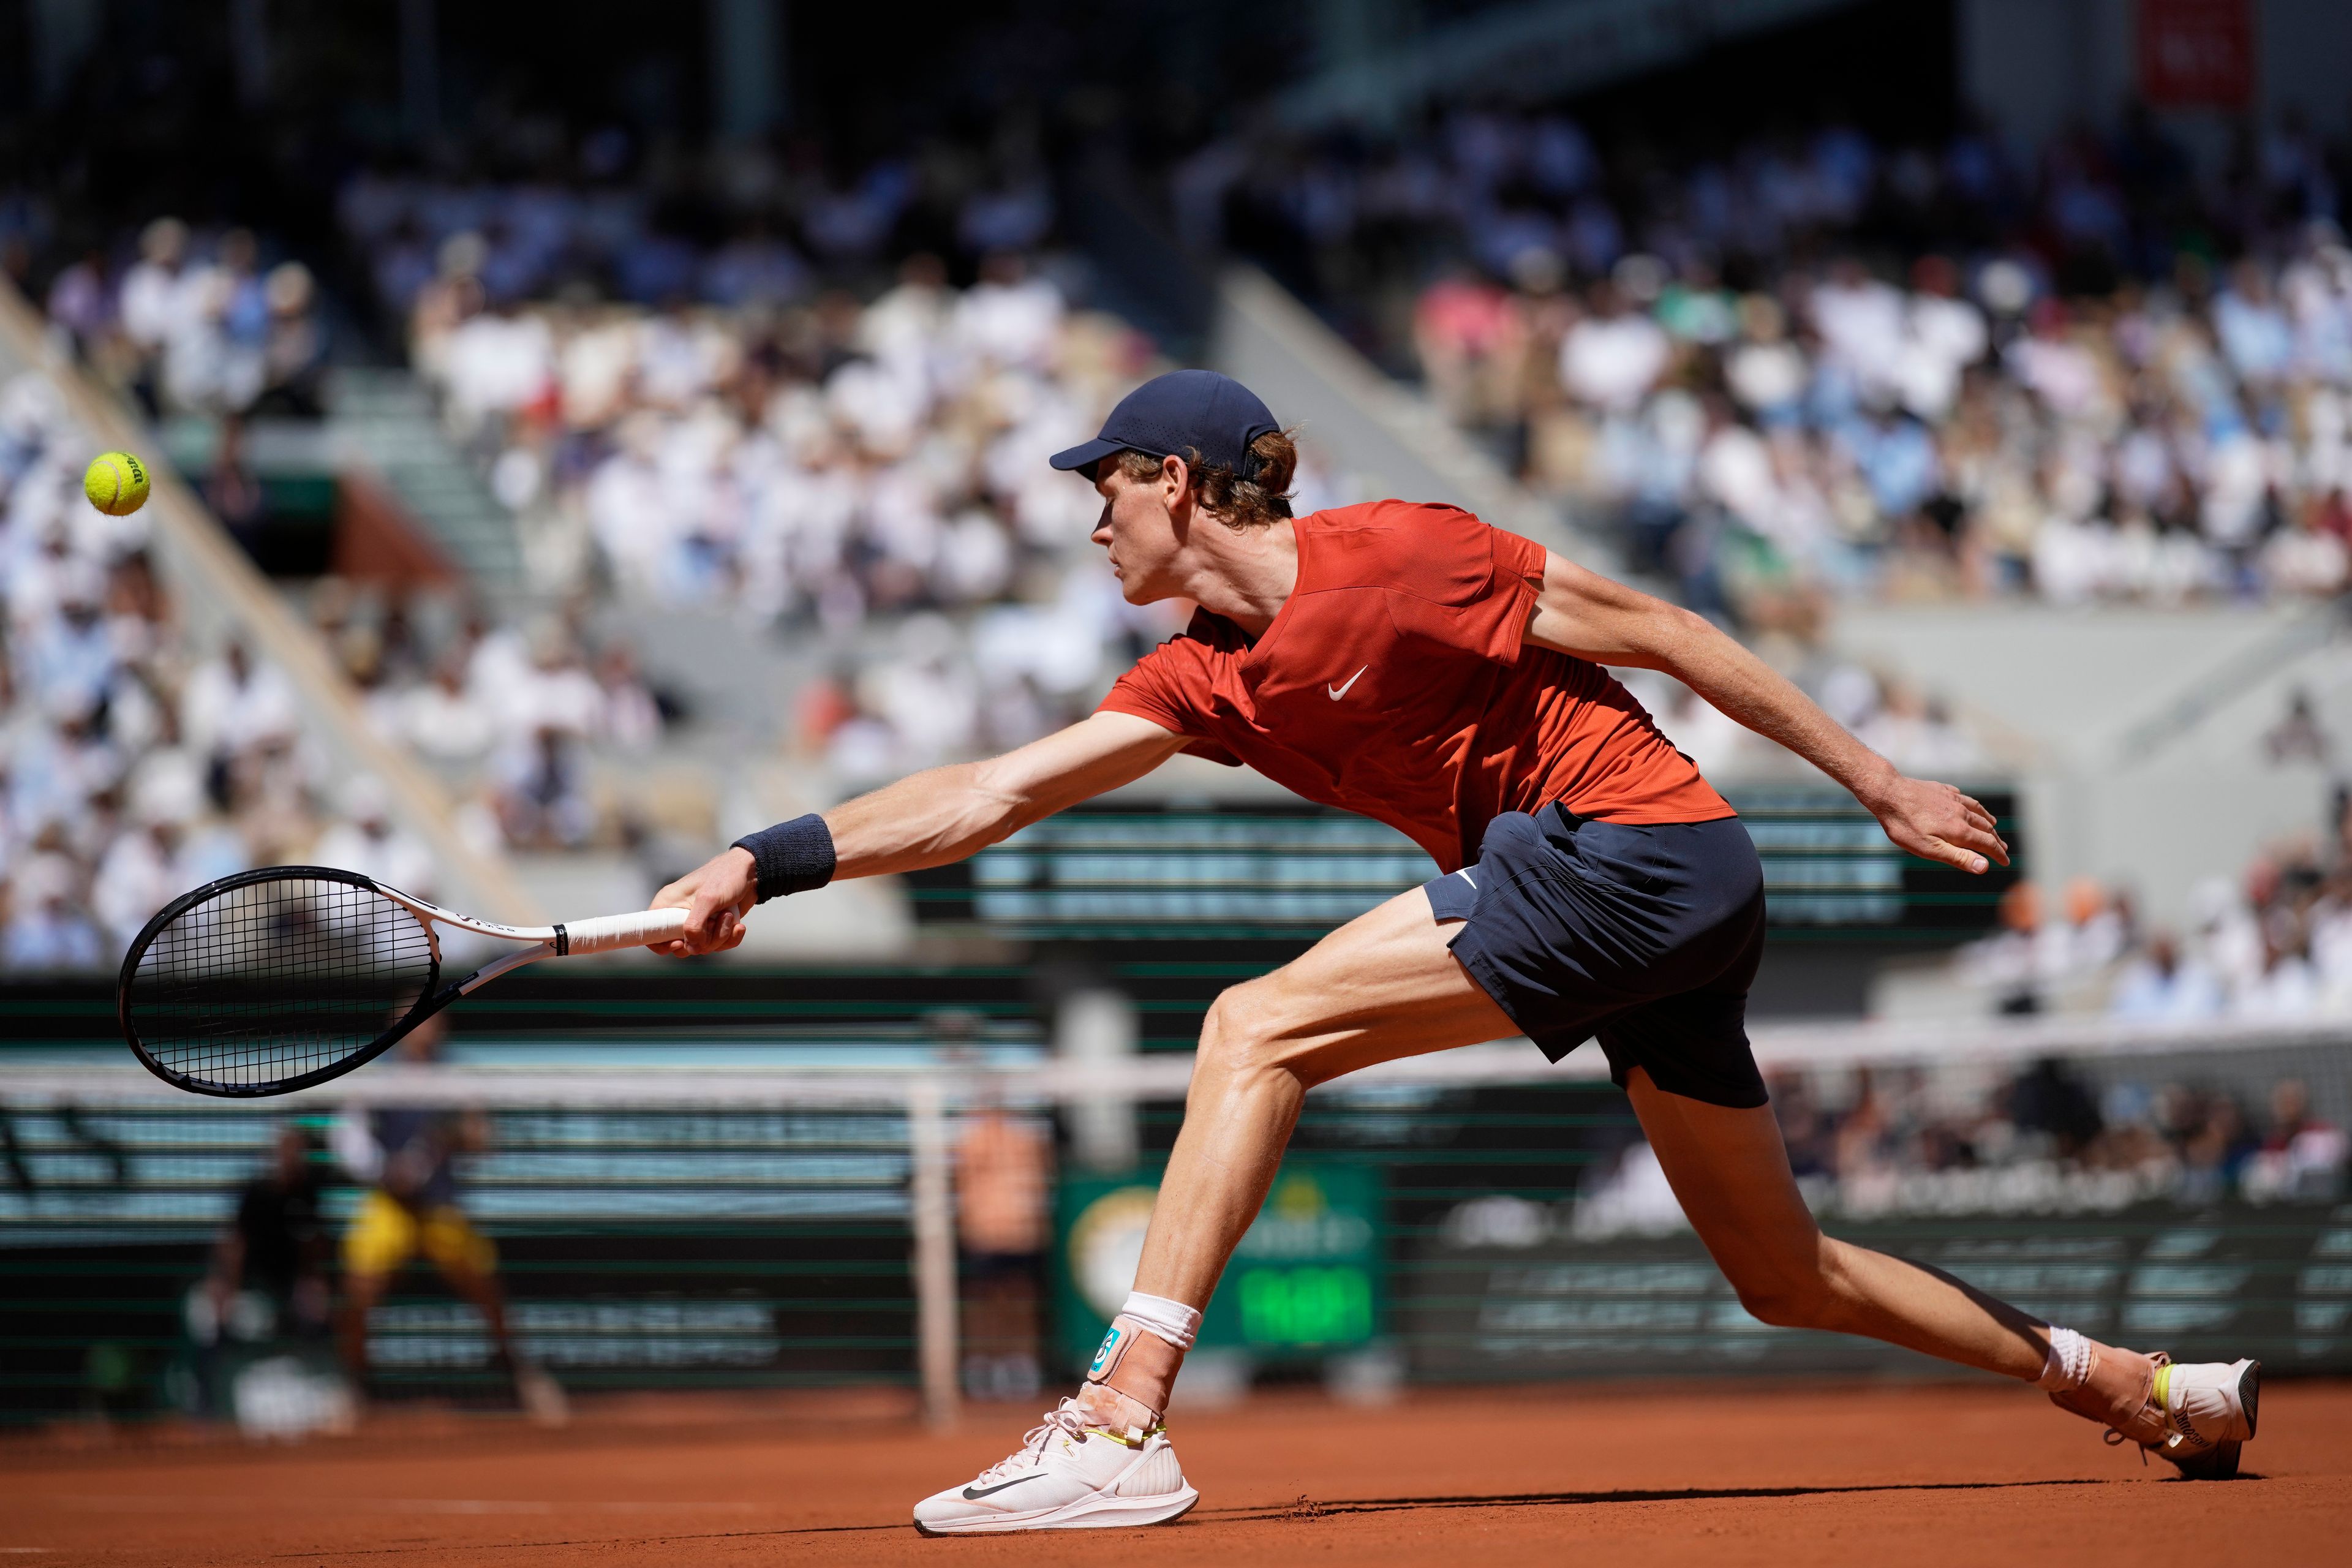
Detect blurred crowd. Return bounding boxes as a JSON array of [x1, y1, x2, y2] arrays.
[[1614, 655, 1986, 782], [1183, 108, 2352, 622], [43, 218, 327, 421], [0, 370, 404, 972], [404, 244, 1213, 784], [307, 581, 669, 858], [1426, 238, 2352, 627], [1183, 105, 2343, 330], [0, 353, 679, 973], [1768, 1059, 2346, 1214], [1559, 1054, 2345, 1239], [1945, 796, 2352, 1028], [337, 130, 1057, 322]]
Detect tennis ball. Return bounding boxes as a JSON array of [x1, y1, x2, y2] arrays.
[[85, 450, 151, 517]]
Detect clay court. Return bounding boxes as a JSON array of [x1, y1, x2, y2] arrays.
[[6, 1381, 2346, 1567]]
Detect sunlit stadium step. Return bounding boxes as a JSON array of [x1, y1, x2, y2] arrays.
[[323, 367, 527, 606]]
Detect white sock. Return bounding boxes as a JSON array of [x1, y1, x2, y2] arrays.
[[2036, 1325, 2094, 1391], [1117, 1290, 1202, 1351]]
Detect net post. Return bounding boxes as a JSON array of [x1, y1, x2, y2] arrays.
[[907, 1076, 961, 1431]]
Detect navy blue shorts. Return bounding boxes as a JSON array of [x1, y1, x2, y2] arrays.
[[1425, 805, 1768, 1109]]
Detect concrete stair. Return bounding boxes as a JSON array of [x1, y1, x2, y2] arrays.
[[325, 366, 527, 608]]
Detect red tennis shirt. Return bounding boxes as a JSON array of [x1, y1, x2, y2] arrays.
[[1098, 500, 1733, 873]]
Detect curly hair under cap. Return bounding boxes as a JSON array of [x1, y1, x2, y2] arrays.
[[1112, 428, 1300, 530]]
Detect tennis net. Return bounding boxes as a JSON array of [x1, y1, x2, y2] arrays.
[[2, 1014, 2346, 1428]]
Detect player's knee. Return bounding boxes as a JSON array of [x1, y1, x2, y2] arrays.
[[1197, 982, 1305, 1084]]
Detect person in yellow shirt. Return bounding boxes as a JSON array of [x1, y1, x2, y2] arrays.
[[331, 1017, 565, 1425]]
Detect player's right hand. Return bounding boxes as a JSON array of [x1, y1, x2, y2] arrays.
[[651, 846, 757, 957]]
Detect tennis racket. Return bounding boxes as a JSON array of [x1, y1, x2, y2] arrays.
[[118, 865, 691, 1098]]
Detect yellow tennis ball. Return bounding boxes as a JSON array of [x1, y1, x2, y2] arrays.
[[85, 451, 151, 517]]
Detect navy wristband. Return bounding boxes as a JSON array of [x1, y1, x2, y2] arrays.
[[731, 813, 836, 903]]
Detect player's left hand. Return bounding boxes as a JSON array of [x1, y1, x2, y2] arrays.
[[1868, 775, 2009, 874]]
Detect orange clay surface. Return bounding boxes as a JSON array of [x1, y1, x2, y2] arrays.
[[4, 1381, 2348, 1567]]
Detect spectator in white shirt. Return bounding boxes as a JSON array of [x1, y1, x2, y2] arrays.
[[1559, 281, 1668, 413], [1896, 255, 1987, 421], [92, 813, 186, 957], [399, 652, 498, 766], [181, 640, 300, 763], [2108, 932, 2225, 1022], [3, 853, 102, 971], [502, 622, 605, 738], [593, 643, 663, 751], [952, 252, 1065, 373], [2214, 262, 2296, 387], [1810, 258, 1908, 398], [118, 218, 192, 354], [312, 777, 436, 900]]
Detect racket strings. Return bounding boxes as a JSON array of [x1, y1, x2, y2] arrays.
[[126, 878, 438, 1091]]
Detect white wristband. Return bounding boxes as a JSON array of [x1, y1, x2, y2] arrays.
[[2036, 1325, 2093, 1390]]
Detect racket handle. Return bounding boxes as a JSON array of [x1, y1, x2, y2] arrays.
[[560, 907, 694, 955]]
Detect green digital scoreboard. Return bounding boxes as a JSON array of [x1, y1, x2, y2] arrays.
[[1055, 1161, 1382, 1370]]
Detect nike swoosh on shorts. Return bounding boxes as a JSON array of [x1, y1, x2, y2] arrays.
[[1328, 666, 1367, 699]]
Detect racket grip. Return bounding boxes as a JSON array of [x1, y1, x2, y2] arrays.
[[560, 907, 694, 955]]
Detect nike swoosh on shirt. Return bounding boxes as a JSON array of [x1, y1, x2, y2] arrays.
[[961, 1474, 1047, 1501], [1327, 666, 1368, 699]]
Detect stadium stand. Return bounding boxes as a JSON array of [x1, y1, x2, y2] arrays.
[[1926, 793, 2352, 1028], [44, 216, 327, 423], [1174, 107, 2352, 619], [0, 285, 538, 974], [332, 137, 1055, 320]]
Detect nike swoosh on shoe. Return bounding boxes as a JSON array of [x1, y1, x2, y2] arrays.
[[962, 1474, 1047, 1501]]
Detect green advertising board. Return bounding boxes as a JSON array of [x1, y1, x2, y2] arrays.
[[1055, 1161, 1381, 1370]]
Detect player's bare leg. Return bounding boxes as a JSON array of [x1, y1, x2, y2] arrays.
[[1068, 897, 2255, 1471], [913, 886, 1513, 1532], [919, 885, 2256, 1532], [1072, 884, 1516, 1428], [1131, 886, 1515, 1303], [1626, 1070, 2048, 1376], [436, 1258, 514, 1359], [336, 1270, 388, 1396], [439, 1258, 568, 1427], [1628, 1070, 2256, 1473]]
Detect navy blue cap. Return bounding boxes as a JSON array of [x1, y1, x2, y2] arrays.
[[1050, 369, 1280, 481]]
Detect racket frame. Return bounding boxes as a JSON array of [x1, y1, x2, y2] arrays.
[[118, 865, 688, 1099]]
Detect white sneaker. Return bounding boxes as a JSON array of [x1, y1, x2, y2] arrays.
[[912, 1399, 1198, 1535], [2153, 1358, 2260, 1478], [2051, 1352, 2258, 1479], [516, 1365, 570, 1429]]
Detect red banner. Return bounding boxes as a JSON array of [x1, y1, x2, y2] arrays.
[[2138, 0, 2254, 108]]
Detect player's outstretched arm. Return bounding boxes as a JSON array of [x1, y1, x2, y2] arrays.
[[651, 711, 1188, 956], [1522, 551, 2008, 876]]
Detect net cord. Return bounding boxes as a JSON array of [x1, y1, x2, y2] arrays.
[[31, 1018, 2352, 1111]]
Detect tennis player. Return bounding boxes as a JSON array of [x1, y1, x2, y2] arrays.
[[653, 370, 2260, 1532], [332, 1018, 568, 1427]]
